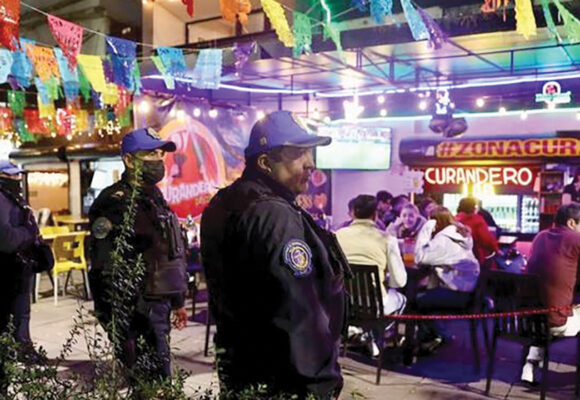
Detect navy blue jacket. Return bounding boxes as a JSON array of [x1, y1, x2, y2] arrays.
[[201, 168, 348, 399]]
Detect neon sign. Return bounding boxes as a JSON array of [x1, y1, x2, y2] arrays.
[[435, 138, 580, 159], [425, 167, 534, 186], [535, 81, 572, 105]]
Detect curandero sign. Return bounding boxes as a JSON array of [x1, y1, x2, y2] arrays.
[[425, 166, 534, 187]]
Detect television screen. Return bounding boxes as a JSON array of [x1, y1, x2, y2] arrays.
[[315, 124, 392, 170]]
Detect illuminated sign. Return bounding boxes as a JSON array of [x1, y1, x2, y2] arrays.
[[425, 167, 534, 186], [435, 138, 580, 159], [535, 81, 572, 105], [28, 172, 69, 187]]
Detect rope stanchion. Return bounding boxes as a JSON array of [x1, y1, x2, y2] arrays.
[[381, 305, 574, 321]]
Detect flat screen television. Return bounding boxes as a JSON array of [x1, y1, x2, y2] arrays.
[[315, 124, 392, 170]]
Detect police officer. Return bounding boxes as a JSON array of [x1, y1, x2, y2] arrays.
[[0, 160, 49, 391], [201, 111, 350, 399], [88, 128, 188, 384]]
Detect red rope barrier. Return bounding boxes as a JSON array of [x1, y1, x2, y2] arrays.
[[381, 305, 574, 321]]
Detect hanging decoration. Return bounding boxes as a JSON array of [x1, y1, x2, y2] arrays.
[[157, 47, 187, 78], [429, 89, 467, 138], [25, 44, 61, 83], [182, 0, 195, 18], [8, 90, 25, 117], [0, 107, 12, 132], [132, 63, 142, 95], [77, 54, 107, 93], [323, 23, 344, 61], [24, 109, 49, 135], [219, 0, 252, 25], [233, 41, 255, 74], [0, 0, 19, 50], [15, 118, 34, 142], [37, 97, 56, 120], [78, 66, 92, 102], [0, 48, 12, 83], [400, 0, 429, 41], [261, 0, 295, 47], [370, 0, 393, 25], [293, 11, 312, 57], [351, 0, 368, 12], [151, 55, 174, 90], [103, 83, 119, 106], [47, 15, 83, 69], [541, 0, 561, 42], [552, 0, 580, 43], [417, 8, 448, 49], [54, 48, 79, 102], [75, 109, 89, 133], [189, 49, 222, 89], [106, 36, 138, 91], [11, 38, 34, 88], [515, 0, 537, 39]]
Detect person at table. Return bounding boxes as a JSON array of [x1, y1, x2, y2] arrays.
[[338, 196, 386, 231], [456, 197, 499, 267], [419, 197, 438, 220], [376, 190, 394, 227], [0, 160, 53, 391], [386, 203, 426, 241], [88, 128, 188, 391], [563, 169, 580, 204], [336, 194, 407, 315], [201, 110, 348, 399], [413, 206, 480, 352], [520, 203, 580, 384]]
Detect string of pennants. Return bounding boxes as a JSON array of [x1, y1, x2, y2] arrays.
[[0, 0, 578, 144]]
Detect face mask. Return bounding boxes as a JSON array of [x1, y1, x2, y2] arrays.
[[0, 177, 22, 195], [141, 160, 165, 185]]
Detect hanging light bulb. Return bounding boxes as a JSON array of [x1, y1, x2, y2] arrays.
[[377, 94, 385, 104], [380, 109, 388, 117], [499, 106, 507, 114], [476, 98, 485, 108], [418, 100, 428, 111], [208, 108, 218, 118], [193, 108, 201, 118]]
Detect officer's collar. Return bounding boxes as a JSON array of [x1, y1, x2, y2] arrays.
[[242, 168, 296, 203]]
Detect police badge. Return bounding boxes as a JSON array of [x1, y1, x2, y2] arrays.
[[283, 239, 313, 277]]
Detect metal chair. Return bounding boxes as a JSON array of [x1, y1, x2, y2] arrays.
[[484, 270, 580, 400]]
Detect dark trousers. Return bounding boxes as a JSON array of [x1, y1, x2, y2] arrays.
[[116, 298, 173, 381], [415, 288, 471, 340]]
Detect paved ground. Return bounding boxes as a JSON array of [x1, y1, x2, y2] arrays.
[[27, 275, 580, 399]]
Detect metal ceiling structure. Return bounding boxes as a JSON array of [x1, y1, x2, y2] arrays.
[[215, 28, 580, 96]]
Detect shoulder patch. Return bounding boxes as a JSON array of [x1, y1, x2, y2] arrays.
[[283, 239, 313, 277], [92, 217, 113, 239], [111, 190, 125, 200]]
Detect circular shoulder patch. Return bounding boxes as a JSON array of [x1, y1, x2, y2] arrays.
[[283, 239, 313, 277], [92, 217, 113, 239]]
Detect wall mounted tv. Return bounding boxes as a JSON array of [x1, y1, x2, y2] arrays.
[[315, 125, 392, 170]]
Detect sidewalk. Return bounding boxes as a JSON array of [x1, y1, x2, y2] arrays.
[[29, 291, 578, 399]]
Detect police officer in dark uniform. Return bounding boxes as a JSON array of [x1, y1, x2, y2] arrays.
[[0, 160, 51, 391], [88, 128, 188, 384], [201, 111, 350, 399]]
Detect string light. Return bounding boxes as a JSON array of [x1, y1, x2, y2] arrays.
[[476, 98, 485, 107], [380, 109, 388, 117], [377, 94, 385, 104], [418, 100, 428, 111], [208, 108, 218, 118], [193, 108, 201, 117], [499, 106, 507, 114]]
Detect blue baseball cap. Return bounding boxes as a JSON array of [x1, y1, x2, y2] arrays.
[[121, 128, 176, 156], [245, 110, 331, 157], [0, 160, 24, 175]]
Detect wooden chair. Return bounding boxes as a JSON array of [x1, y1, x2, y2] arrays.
[[343, 264, 397, 384], [51, 232, 90, 305], [484, 270, 580, 400]]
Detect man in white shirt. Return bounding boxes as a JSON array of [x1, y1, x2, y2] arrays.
[[336, 194, 407, 315]]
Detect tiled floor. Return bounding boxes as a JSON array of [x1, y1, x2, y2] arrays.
[[27, 277, 579, 399]]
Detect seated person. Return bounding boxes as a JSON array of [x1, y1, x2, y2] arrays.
[[386, 203, 426, 241], [419, 197, 438, 220], [376, 190, 394, 228], [338, 197, 385, 230], [456, 197, 499, 266], [413, 206, 480, 351], [336, 194, 407, 316], [520, 203, 580, 384]]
